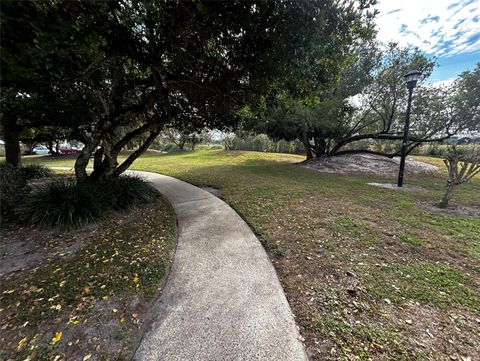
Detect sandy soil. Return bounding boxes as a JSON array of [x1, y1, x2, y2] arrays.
[[420, 202, 480, 218], [0, 207, 145, 276], [302, 153, 439, 176]]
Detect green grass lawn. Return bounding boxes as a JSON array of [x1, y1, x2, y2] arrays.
[[28, 149, 480, 360]]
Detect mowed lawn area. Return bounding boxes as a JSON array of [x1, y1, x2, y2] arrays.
[[29, 149, 480, 360]]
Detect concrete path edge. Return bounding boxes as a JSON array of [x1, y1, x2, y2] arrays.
[[51, 168, 308, 360], [134, 171, 307, 361]]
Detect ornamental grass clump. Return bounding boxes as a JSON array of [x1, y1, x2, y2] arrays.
[[0, 163, 53, 223], [17, 179, 108, 228], [17, 175, 159, 228], [19, 164, 54, 179], [102, 175, 160, 210]]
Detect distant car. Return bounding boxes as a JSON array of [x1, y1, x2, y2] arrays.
[[33, 145, 50, 155], [58, 147, 79, 155]]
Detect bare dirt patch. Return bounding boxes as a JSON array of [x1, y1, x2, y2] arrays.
[[302, 153, 439, 176], [419, 201, 480, 218], [368, 182, 424, 191], [0, 203, 148, 276]]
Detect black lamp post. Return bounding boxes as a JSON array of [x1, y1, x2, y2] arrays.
[[397, 69, 422, 187]]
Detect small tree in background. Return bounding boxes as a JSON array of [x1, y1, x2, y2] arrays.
[[165, 129, 190, 151], [188, 131, 211, 151], [439, 149, 480, 208], [221, 132, 237, 151]]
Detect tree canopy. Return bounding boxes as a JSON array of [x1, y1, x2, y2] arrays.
[[1, 0, 376, 177], [253, 43, 480, 159]]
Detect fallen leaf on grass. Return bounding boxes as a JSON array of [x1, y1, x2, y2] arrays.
[[67, 316, 80, 325], [52, 331, 62, 344], [27, 285, 40, 293], [17, 336, 28, 350]]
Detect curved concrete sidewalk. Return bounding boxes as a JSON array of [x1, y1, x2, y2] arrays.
[[133, 171, 308, 361]]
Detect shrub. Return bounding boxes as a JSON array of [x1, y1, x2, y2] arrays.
[[101, 175, 160, 210], [0, 164, 52, 223], [17, 175, 159, 228], [228, 132, 305, 154], [0, 163, 18, 180], [0, 163, 18, 183], [17, 179, 109, 228], [163, 143, 179, 153], [19, 164, 53, 179], [0, 163, 52, 187], [1, 164, 27, 221]]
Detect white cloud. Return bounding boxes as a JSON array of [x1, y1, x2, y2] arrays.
[[374, 0, 480, 57], [430, 77, 457, 88]]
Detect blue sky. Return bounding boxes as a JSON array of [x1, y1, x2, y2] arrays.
[[375, 0, 480, 83]]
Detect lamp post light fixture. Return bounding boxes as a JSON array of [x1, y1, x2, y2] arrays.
[[397, 69, 422, 187]]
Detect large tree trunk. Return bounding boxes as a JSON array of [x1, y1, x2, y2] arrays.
[[113, 128, 161, 176], [190, 138, 198, 151], [313, 136, 327, 157], [301, 128, 314, 160], [74, 141, 98, 182], [86, 138, 117, 182], [73, 110, 165, 182], [92, 147, 104, 174], [439, 180, 454, 208], [304, 143, 314, 160], [47, 140, 55, 154], [178, 139, 186, 150], [78, 128, 161, 182], [74, 151, 91, 181], [2, 114, 22, 167]]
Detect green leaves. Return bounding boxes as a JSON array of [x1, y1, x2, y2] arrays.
[[16, 175, 159, 228]]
